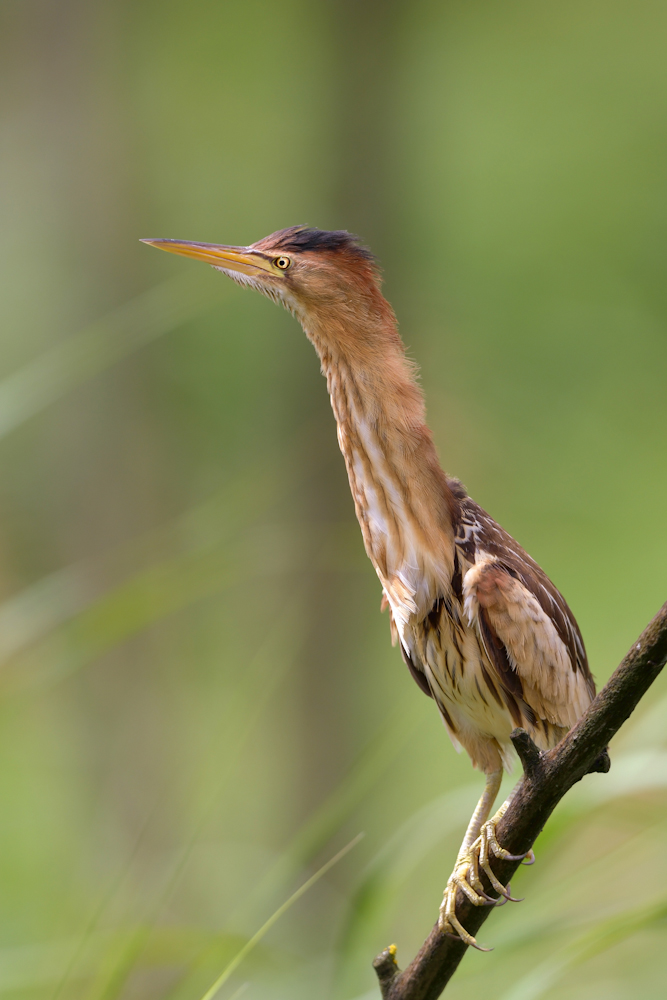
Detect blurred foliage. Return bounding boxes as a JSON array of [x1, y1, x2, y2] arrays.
[[0, 1, 666, 999]]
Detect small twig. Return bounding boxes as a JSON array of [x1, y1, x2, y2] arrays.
[[373, 601, 667, 1000], [373, 945, 401, 990], [509, 728, 545, 782]]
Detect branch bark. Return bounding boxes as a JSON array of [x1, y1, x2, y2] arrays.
[[373, 600, 667, 1000]]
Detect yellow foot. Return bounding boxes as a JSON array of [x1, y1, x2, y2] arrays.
[[438, 822, 533, 950]]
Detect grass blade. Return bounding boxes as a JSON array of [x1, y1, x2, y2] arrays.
[[198, 833, 365, 1000]]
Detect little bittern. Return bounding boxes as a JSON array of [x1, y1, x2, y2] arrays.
[[142, 227, 595, 949]]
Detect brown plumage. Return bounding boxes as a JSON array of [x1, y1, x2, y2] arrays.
[[142, 226, 595, 948]]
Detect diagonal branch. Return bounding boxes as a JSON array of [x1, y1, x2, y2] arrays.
[[373, 600, 667, 1000]]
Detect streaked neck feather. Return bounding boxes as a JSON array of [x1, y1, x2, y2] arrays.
[[300, 295, 457, 637]]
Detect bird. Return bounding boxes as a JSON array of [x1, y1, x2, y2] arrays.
[[142, 226, 595, 949]]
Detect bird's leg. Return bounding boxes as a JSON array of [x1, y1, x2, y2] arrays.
[[438, 769, 503, 950], [438, 772, 535, 949]]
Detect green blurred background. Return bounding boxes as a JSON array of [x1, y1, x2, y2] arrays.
[[1, 1, 666, 998]]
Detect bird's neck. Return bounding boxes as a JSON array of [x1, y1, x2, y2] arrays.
[[301, 297, 457, 632]]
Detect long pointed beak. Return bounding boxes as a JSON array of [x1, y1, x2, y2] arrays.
[[140, 239, 274, 276]]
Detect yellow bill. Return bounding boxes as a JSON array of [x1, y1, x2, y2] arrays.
[[140, 239, 274, 276]]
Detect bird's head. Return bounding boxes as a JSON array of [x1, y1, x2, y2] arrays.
[[141, 226, 381, 324]]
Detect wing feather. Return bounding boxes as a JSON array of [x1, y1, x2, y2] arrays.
[[453, 490, 595, 732]]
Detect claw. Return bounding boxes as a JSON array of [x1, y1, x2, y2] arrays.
[[479, 859, 513, 899], [448, 875, 497, 908], [484, 824, 531, 862], [439, 908, 493, 952], [488, 883, 522, 906], [476, 820, 530, 902], [497, 884, 524, 903], [493, 848, 530, 862], [464, 852, 497, 903], [439, 846, 501, 950], [439, 806, 535, 949], [478, 854, 523, 901], [450, 871, 491, 906]]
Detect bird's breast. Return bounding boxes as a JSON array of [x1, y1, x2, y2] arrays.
[[406, 596, 521, 772]]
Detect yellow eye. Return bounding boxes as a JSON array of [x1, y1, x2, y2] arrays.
[[274, 255, 291, 270]]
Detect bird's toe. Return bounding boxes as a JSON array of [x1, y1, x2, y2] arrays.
[[438, 885, 493, 951], [478, 820, 529, 900], [483, 820, 532, 862]]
